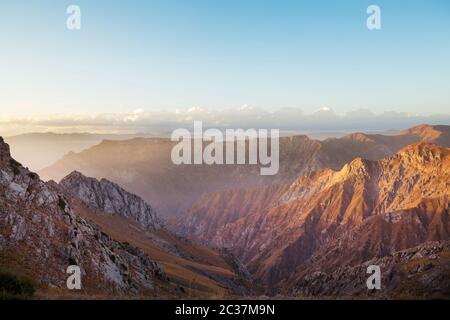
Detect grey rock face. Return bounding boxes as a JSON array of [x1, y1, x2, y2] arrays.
[[292, 240, 450, 298], [0, 138, 166, 295], [59, 171, 161, 230]]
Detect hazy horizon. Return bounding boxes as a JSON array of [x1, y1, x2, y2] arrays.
[[1, 107, 449, 137]]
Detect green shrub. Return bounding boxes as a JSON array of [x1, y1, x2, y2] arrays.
[[0, 269, 36, 300], [28, 172, 39, 180], [9, 159, 22, 175], [9, 158, 22, 167], [58, 196, 67, 211]]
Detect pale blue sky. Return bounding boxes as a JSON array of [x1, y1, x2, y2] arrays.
[[0, 0, 449, 116]]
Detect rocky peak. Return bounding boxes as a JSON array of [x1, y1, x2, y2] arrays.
[[406, 124, 441, 141], [338, 157, 372, 178], [0, 137, 12, 165], [59, 171, 161, 230], [343, 132, 374, 143], [0, 150, 165, 294], [63, 170, 84, 179], [396, 142, 449, 165]]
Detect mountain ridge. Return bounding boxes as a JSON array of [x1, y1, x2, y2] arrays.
[[178, 141, 450, 295], [59, 171, 162, 231], [37, 125, 450, 219], [0, 137, 254, 298]]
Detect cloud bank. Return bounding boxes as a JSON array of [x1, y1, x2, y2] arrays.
[[1, 107, 449, 136]]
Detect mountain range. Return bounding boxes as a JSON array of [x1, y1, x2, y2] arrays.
[[38, 124, 450, 219], [1, 124, 449, 298], [4, 133, 155, 171], [179, 142, 449, 286], [0, 138, 252, 298]]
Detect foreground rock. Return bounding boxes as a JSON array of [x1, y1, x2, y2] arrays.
[[1, 137, 255, 298], [290, 241, 450, 299], [59, 171, 161, 230], [0, 138, 165, 295]]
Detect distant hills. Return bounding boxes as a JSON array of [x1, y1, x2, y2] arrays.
[[5, 132, 154, 171], [37, 124, 450, 219]]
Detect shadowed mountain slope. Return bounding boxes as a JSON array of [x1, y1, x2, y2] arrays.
[[178, 143, 450, 297], [38, 125, 450, 219]]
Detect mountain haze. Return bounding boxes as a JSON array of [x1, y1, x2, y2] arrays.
[[5, 133, 152, 171], [38, 125, 450, 219]]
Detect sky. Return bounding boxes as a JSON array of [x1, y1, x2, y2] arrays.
[[0, 0, 449, 134]]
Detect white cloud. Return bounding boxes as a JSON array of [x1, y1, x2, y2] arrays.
[[0, 107, 449, 137]]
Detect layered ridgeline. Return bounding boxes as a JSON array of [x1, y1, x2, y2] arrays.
[[59, 171, 161, 231], [0, 137, 253, 298], [38, 125, 450, 218], [179, 143, 450, 297], [4, 133, 149, 171]]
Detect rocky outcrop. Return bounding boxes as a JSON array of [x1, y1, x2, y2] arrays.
[[290, 240, 450, 298], [0, 138, 165, 295], [0, 137, 11, 165], [59, 171, 161, 230]]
